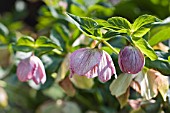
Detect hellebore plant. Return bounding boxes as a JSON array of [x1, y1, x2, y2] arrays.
[[17, 55, 46, 85], [118, 46, 145, 74], [69, 48, 117, 82]]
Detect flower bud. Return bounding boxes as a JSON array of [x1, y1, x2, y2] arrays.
[[69, 48, 117, 82], [17, 55, 46, 85], [118, 46, 144, 74]]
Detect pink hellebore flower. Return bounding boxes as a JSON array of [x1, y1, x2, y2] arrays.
[[17, 55, 46, 85], [69, 48, 117, 82], [118, 46, 145, 74]]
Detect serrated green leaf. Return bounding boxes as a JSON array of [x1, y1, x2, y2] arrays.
[[107, 17, 131, 30], [132, 14, 160, 32], [132, 27, 150, 37], [14, 36, 34, 52], [148, 28, 170, 46], [17, 36, 34, 45], [35, 36, 62, 52], [13, 45, 34, 52], [133, 38, 157, 61], [67, 13, 99, 36], [103, 30, 120, 39]]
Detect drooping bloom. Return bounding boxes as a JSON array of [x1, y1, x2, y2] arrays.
[[118, 46, 145, 74], [69, 48, 117, 82], [17, 55, 46, 85]]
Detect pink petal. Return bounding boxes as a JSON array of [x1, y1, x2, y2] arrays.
[[37, 57, 46, 84], [70, 48, 102, 76], [98, 51, 117, 82], [31, 56, 46, 85], [30, 56, 40, 84], [17, 57, 34, 82], [84, 65, 98, 78]]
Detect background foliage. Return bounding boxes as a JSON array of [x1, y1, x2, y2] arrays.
[[0, 0, 170, 113]]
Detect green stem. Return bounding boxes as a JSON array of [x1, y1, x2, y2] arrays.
[[102, 40, 119, 54], [94, 40, 102, 48]]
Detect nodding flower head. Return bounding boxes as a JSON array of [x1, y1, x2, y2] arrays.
[[69, 48, 117, 82], [118, 46, 145, 74], [17, 55, 46, 85]]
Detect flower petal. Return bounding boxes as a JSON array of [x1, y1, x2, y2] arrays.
[[98, 51, 117, 82], [17, 57, 34, 82], [84, 65, 98, 78], [70, 48, 102, 76], [31, 56, 46, 85]]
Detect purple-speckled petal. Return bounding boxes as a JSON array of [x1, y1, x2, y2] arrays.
[[70, 48, 102, 77]]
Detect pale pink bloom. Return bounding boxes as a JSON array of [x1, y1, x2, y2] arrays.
[[118, 46, 145, 74], [69, 48, 117, 82], [17, 55, 46, 85]]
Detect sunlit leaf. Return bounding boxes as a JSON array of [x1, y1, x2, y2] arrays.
[[132, 14, 160, 32], [104, 17, 131, 33], [132, 38, 158, 61], [148, 28, 170, 46], [35, 36, 61, 51], [34, 36, 62, 55], [13, 36, 34, 52], [67, 13, 99, 36], [132, 27, 150, 37], [107, 17, 131, 30]]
